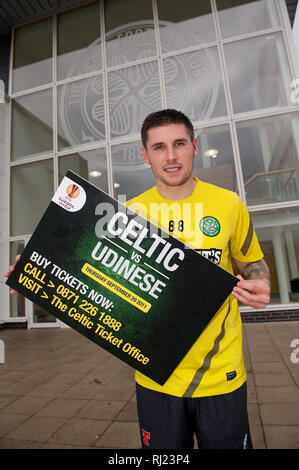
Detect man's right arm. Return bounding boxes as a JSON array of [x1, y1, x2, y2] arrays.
[[4, 254, 21, 294]]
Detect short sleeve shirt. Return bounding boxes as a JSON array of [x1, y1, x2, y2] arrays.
[[127, 178, 263, 397]]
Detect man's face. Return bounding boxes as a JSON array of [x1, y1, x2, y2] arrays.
[[142, 123, 198, 189]]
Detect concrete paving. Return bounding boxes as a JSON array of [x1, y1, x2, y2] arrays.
[[0, 321, 298, 449]]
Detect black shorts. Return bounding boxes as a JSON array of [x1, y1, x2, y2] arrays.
[[136, 382, 253, 449]]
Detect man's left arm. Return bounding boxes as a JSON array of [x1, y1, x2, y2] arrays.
[[231, 258, 271, 309]]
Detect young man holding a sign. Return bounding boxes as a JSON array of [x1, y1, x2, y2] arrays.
[[5, 109, 270, 450], [126, 109, 270, 449]]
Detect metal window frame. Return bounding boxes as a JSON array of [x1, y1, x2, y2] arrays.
[[5, 0, 299, 323]]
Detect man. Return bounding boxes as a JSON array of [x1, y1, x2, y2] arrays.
[[5, 108, 270, 450], [125, 109, 270, 449]]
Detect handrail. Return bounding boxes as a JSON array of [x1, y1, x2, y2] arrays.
[[244, 168, 297, 187]]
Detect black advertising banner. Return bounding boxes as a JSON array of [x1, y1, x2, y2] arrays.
[[6, 171, 238, 385]]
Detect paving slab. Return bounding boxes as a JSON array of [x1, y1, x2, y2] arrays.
[[260, 403, 299, 426], [35, 398, 88, 418], [0, 395, 21, 410], [254, 372, 294, 387], [256, 385, 299, 404], [115, 401, 139, 422], [27, 381, 72, 398], [251, 361, 287, 374], [95, 422, 141, 448], [0, 395, 53, 415], [76, 399, 127, 420], [5, 416, 67, 442], [0, 413, 29, 438], [247, 403, 262, 425], [264, 425, 299, 449], [250, 424, 266, 449], [0, 438, 42, 449], [48, 418, 111, 447]]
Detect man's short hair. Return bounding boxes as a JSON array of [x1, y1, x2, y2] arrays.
[[141, 109, 194, 148]]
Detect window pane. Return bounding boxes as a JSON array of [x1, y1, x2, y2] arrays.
[[13, 18, 52, 93], [112, 142, 156, 199], [216, 0, 280, 39], [12, 90, 53, 161], [224, 33, 293, 114], [252, 207, 299, 305], [194, 125, 237, 192], [58, 76, 105, 150], [59, 148, 108, 193], [163, 48, 227, 122], [10, 241, 25, 318], [11, 160, 54, 236], [157, 0, 215, 53], [57, 2, 101, 81], [108, 62, 162, 139], [104, 0, 156, 67], [236, 113, 299, 206], [9, 240, 57, 323]]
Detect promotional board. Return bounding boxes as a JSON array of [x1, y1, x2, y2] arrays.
[[6, 171, 238, 385]]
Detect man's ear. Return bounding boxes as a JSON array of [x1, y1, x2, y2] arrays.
[[193, 137, 199, 159], [142, 146, 151, 166]]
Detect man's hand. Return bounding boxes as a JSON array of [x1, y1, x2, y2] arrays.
[[3, 254, 21, 295], [231, 259, 271, 309], [232, 275, 270, 309]]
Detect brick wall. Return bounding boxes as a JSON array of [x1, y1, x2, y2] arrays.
[[241, 309, 299, 323], [1, 309, 299, 330]]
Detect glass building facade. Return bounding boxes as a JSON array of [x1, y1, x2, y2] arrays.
[[2, 0, 299, 326]]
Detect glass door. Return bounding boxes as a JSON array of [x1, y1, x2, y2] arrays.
[[24, 237, 68, 328], [28, 299, 60, 328]]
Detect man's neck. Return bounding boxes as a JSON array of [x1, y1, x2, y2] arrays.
[[157, 177, 197, 201]]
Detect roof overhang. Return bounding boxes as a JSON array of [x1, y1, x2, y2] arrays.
[[0, 0, 298, 37]]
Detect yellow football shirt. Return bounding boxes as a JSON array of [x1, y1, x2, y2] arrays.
[[126, 177, 263, 397]]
